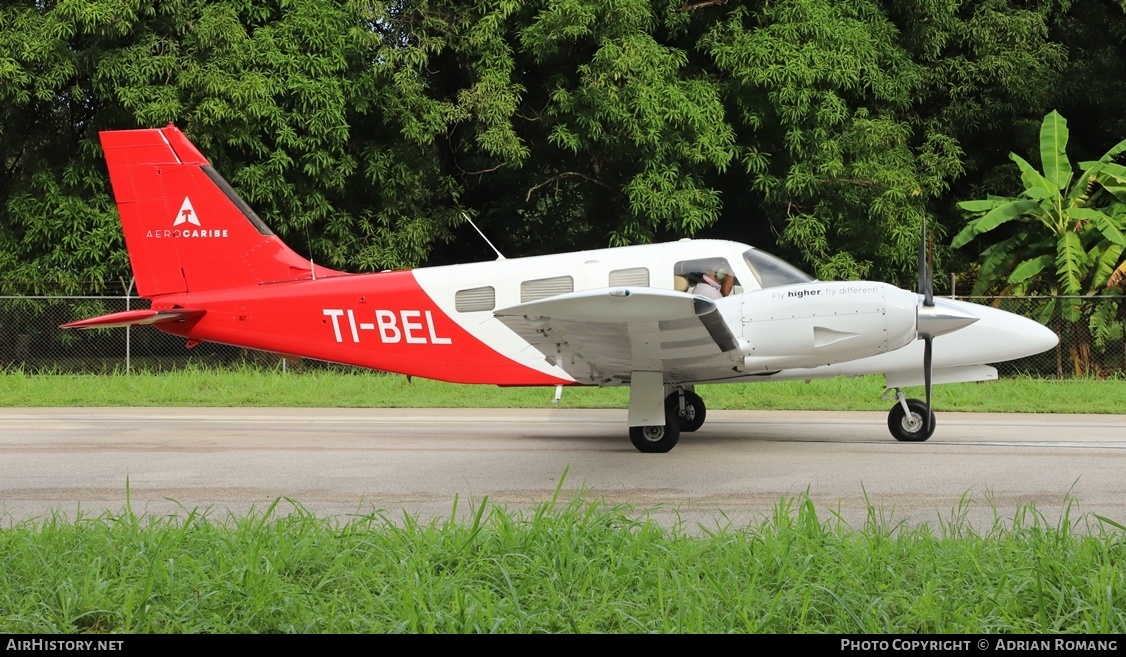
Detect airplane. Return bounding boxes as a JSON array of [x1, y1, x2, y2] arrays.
[[62, 124, 1059, 453]]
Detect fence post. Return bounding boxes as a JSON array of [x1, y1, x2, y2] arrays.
[[120, 277, 135, 373]]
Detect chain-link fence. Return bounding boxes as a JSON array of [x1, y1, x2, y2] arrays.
[[0, 292, 356, 373], [1, 292, 1123, 377]]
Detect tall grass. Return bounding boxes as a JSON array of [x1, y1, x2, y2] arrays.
[[1, 490, 1123, 633]]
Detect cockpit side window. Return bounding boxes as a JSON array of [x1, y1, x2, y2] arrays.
[[674, 258, 740, 298], [742, 248, 815, 289]]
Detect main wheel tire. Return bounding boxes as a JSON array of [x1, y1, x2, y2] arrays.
[[629, 412, 681, 453], [887, 398, 936, 442], [665, 390, 707, 432]]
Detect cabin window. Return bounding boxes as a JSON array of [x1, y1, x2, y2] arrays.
[[609, 267, 649, 287], [455, 286, 496, 312], [520, 276, 574, 302], [674, 258, 740, 298]]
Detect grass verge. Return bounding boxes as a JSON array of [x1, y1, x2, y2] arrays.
[[1, 490, 1124, 633], [1, 367, 1124, 413]]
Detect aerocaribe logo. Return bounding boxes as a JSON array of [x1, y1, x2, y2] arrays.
[[145, 196, 228, 239], [173, 197, 201, 227]]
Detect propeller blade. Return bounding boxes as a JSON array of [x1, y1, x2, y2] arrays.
[[917, 221, 927, 298], [918, 218, 934, 307]]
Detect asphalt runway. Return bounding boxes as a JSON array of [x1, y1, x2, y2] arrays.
[[2, 408, 1124, 532]]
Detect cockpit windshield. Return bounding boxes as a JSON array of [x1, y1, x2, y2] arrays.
[[743, 248, 815, 289]]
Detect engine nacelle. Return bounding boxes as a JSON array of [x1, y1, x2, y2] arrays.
[[740, 281, 918, 371]]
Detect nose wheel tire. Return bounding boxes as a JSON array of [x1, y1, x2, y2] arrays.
[[629, 410, 681, 453], [887, 398, 936, 442], [665, 390, 706, 433]]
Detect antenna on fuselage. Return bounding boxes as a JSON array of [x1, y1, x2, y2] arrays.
[[304, 226, 316, 280], [461, 212, 506, 260]]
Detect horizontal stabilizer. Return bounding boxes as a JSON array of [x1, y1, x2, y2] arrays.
[[60, 308, 206, 330]]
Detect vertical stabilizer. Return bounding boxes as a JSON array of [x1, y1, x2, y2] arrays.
[[100, 125, 339, 298]]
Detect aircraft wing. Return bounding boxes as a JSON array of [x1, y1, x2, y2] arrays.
[[494, 288, 741, 385]]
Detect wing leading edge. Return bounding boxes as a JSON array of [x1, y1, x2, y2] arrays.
[[494, 287, 741, 385]]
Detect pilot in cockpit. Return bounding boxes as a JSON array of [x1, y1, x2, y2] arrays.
[[694, 265, 734, 299], [673, 258, 735, 299]]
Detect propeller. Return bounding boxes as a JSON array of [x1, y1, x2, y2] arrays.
[[910, 218, 981, 439]]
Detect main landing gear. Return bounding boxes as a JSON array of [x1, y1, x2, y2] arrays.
[[886, 388, 935, 442], [665, 389, 706, 433], [627, 386, 709, 453], [629, 419, 680, 453]]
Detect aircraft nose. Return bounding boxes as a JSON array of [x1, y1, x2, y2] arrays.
[[974, 302, 1059, 361], [925, 299, 1059, 368], [1022, 314, 1060, 355]]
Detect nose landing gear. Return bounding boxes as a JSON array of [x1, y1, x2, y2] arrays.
[[886, 389, 935, 442]]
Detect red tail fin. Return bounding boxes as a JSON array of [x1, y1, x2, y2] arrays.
[[100, 125, 339, 298]]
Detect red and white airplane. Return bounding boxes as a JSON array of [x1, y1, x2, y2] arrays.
[[63, 125, 1058, 452]]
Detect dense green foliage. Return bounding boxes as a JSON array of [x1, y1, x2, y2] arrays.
[[953, 112, 1126, 302], [2, 0, 1125, 292], [953, 110, 1126, 374], [2, 495, 1124, 632]]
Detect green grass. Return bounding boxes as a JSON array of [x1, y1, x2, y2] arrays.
[[0, 366, 1123, 413], [1, 490, 1124, 633]]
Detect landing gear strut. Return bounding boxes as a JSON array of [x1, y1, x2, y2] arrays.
[[665, 389, 706, 432], [886, 389, 935, 442]]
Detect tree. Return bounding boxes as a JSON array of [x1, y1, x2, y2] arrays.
[[2, 0, 1123, 299], [0, 0, 476, 293], [952, 110, 1126, 375], [428, 0, 739, 256]]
